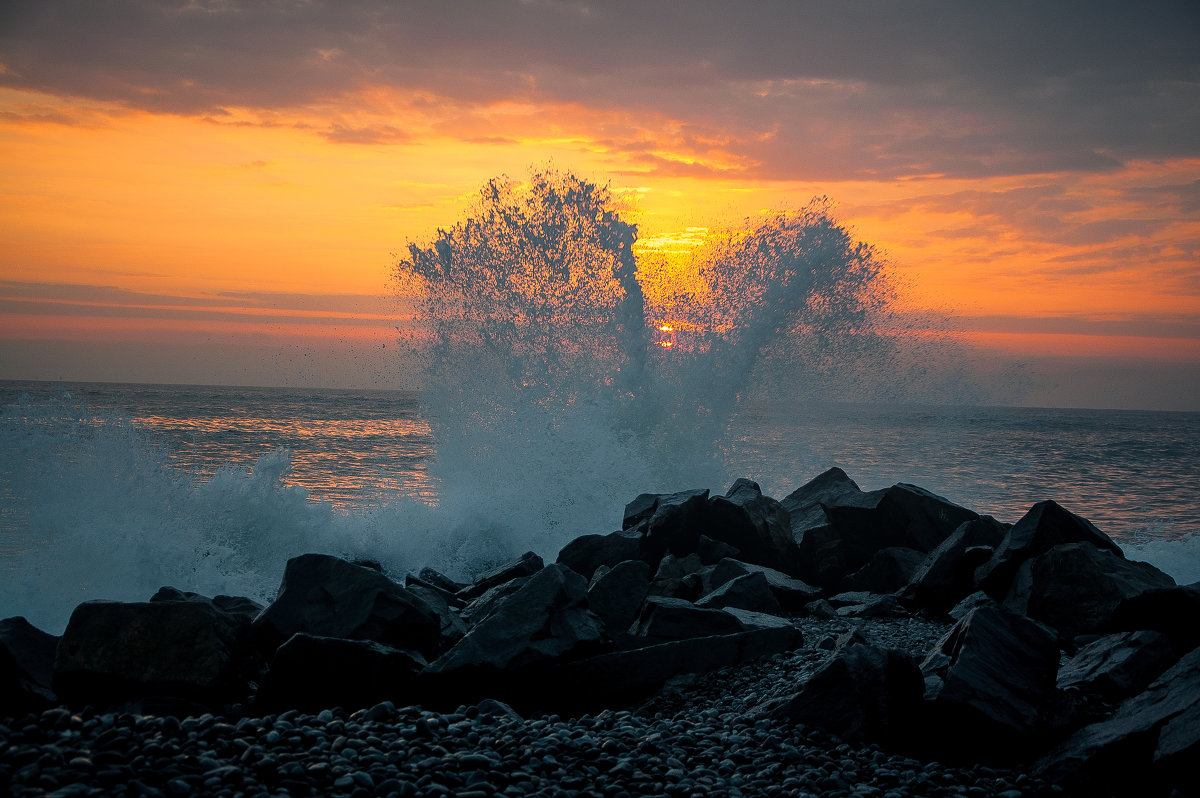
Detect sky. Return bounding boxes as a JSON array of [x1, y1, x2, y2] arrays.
[[0, 0, 1198, 409]]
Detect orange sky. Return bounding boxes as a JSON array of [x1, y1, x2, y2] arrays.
[[1, 2, 1197, 408]]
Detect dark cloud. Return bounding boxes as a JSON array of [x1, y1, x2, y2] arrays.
[[1, 0, 1197, 178]]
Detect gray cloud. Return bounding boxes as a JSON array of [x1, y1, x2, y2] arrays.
[[1, 0, 1197, 178]]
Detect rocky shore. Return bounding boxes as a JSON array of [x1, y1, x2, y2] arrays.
[[3, 469, 1198, 797]]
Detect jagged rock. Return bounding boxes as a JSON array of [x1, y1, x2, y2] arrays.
[[764, 644, 923, 746], [703, 558, 822, 611], [623, 488, 709, 529], [975, 500, 1123, 600], [841, 546, 926, 594], [1037, 647, 1200, 795], [828, 591, 876, 607], [457, 551, 544, 600], [638, 489, 713, 557], [460, 577, 529, 625], [646, 572, 704, 601], [252, 553, 443, 659], [787, 473, 978, 590], [54, 599, 255, 709], [695, 572, 784, 616], [653, 552, 705, 580], [948, 590, 998, 621], [587, 560, 651, 639], [256, 633, 426, 713], [802, 598, 839, 619], [1, 616, 59, 713], [694, 479, 803, 576], [1058, 630, 1177, 700], [720, 607, 798, 633], [1004, 542, 1176, 641], [429, 564, 604, 674], [901, 516, 1009, 613], [919, 605, 1059, 759], [149, 587, 265, 621], [696, 535, 740, 564], [404, 583, 468, 645], [418, 566, 467, 594], [404, 572, 466, 608], [1104, 583, 1200, 654], [628, 597, 744, 645], [556, 529, 654, 581], [854, 595, 910, 619]]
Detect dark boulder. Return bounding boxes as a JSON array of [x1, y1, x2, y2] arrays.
[[457, 551, 544, 600], [404, 572, 466, 608], [1104, 583, 1200, 654], [404, 583, 468, 645], [975, 500, 1122, 600], [693, 479, 803, 576], [1037, 646, 1200, 796], [428, 564, 604, 674], [417, 566, 467, 594], [764, 644, 923, 746], [556, 529, 654, 581], [53, 599, 255, 709], [703, 558, 821, 611], [919, 605, 1059, 760], [948, 590, 999, 621], [149, 587, 265, 621], [840, 546, 926, 594], [1004, 542, 1176, 642], [1058, 630, 1177, 701], [780, 466, 863, 534], [252, 553, 443, 659], [695, 572, 784, 616], [628, 597, 744, 645], [696, 535, 740, 564], [587, 560, 651, 640], [460, 577, 529, 625], [900, 516, 1009, 613], [623, 488, 709, 530], [637, 488, 712, 557], [255, 633, 426, 713], [1, 616, 59, 713]]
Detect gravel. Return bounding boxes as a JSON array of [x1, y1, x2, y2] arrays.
[[1, 617, 1062, 797]]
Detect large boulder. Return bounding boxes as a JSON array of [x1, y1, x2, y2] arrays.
[[623, 488, 709, 531], [919, 605, 1060, 760], [1104, 583, 1200, 654], [1058, 630, 1177, 701], [695, 572, 784, 616], [428, 564, 605, 674], [628, 597, 744, 645], [556, 529, 655, 581], [53, 599, 255, 709], [900, 516, 1009, 614], [1037, 646, 1200, 796], [1004, 542, 1176, 641], [252, 553, 443, 659], [255, 633, 426, 713], [840, 546, 926, 594], [457, 551, 544, 600], [149, 586, 265, 621], [703, 558, 822, 611], [975, 500, 1122, 600], [1, 616, 59, 713], [764, 644, 924, 746], [780, 466, 863, 534], [696, 479, 803, 576], [587, 560, 651, 640]]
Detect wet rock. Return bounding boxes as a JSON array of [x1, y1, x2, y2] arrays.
[[693, 479, 803, 576], [695, 572, 784, 616], [1, 616, 59, 713], [1004, 542, 1175, 641], [901, 516, 1009, 613], [1104, 582, 1200, 654], [429, 563, 604, 674], [587, 560, 651, 640], [417, 567, 467, 594], [919, 605, 1059, 760], [947, 590, 998, 621], [703, 558, 822, 611], [628, 597, 744, 645], [149, 587, 265, 621], [255, 633, 426, 713], [459, 577, 529, 625], [404, 583, 468, 645], [623, 488, 709, 532], [54, 599, 255, 709], [840, 547, 926, 594], [975, 500, 1122, 600], [556, 529, 654, 581], [457, 551, 544, 600], [252, 553, 443, 659], [780, 466, 863, 534], [764, 644, 923, 746], [1058, 630, 1177, 700]]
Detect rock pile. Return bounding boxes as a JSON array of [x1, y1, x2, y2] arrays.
[[3, 468, 1197, 797]]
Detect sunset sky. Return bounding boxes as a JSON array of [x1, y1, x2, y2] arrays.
[[1, 1, 1197, 409]]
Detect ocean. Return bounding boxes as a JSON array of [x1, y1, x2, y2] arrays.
[[3, 379, 1198, 635]]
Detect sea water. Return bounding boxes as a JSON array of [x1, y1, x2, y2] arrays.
[[2, 380, 1197, 634]]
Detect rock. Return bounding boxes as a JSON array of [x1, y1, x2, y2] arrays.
[[645, 572, 704, 601], [586, 560, 651, 640], [653, 552, 704, 580], [840, 547, 927, 594], [637, 488, 713, 557], [628, 597, 744, 645], [403, 583, 468, 645], [457, 551, 544, 600], [459, 577, 529, 625], [788, 474, 978, 590], [693, 479, 803, 576], [417, 566, 467, 594], [703, 558, 822, 610], [854, 595, 909, 619], [948, 590, 998, 621], [696, 535, 740, 564], [695, 572, 784, 616], [0, 616, 59, 713], [719, 607, 799, 633], [1037, 647, 1200, 795], [1104, 583, 1200, 654], [255, 633, 426, 713], [556, 529, 655, 581], [828, 591, 876, 607], [429, 564, 604, 674], [1058, 630, 1177, 700], [252, 553, 443, 659], [802, 598, 839, 619], [623, 488, 709, 531], [901, 516, 1009, 613], [149, 587, 264, 621], [975, 500, 1123, 600], [1004, 542, 1176, 641], [54, 599, 255, 709], [764, 644, 923, 746], [404, 572, 465, 607], [919, 605, 1059, 759]]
